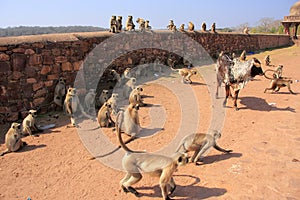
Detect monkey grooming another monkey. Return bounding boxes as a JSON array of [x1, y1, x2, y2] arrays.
[[176, 130, 232, 165], [171, 67, 197, 84], [22, 109, 43, 137], [116, 117, 189, 200], [0, 122, 27, 156]]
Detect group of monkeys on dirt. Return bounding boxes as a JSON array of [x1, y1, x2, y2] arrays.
[[1, 52, 295, 199], [0, 64, 231, 199], [109, 15, 217, 33]]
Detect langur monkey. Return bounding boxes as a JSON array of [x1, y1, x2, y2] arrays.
[[123, 77, 136, 98], [264, 68, 295, 94], [54, 77, 66, 107], [115, 103, 141, 145], [64, 87, 94, 127], [84, 89, 96, 113], [0, 123, 27, 156], [98, 89, 109, 108], [22, 109, 43, 137], [176, 130, 232, 165], [107, 93, 119, 115], [188, 21, 194, 32], [120, 67, 132, 85], [171, 67, 197, 84], [116, 117, 189, 200], [97, 102, 115, 127], [110, 69, 121, 87], [129, 86, 146, 106]]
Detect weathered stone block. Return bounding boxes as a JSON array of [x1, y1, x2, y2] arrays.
[[22, 85, 33, 98], [0, 61, 11, 72], [12, 54, 26, 71], [55, 56, 67, 63], [73, 61, 83, 71], [32, 43, 44, 48], [33, 81, 44, 91], [33, 97, 45, 106], [24, 49, 35, 55], [12, 48, 25, 53], [7, 112, 19, 122], [52, 48, 61, 56], [11, 71, 24, 80], [0, 53, 10, 61], [34, 88, 47, 98], [41, 65, 52, 75], [25, 66, 37, 77], [43, 55, 54, 65], [0, 47, 8, 51], [62, 62, 72, 71], [28, 54, 42, 66], [47, 74, 59, 80], [26, 78, 37, 84], [44, 80, 53, 87]]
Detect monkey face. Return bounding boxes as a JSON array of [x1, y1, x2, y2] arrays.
[[11, 122, 21, 130], [175, 153, 189, 166], [29, 110, 38, 118], [89, 89, 96, 94], [136, 87, 143, 92], [67, 88, 77, 96], [59, 77, 66, 84], [111, 93, 119, 99], [102, 90, 109, 95]]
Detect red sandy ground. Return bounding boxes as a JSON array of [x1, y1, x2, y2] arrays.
[[0, 45, 299, 200]]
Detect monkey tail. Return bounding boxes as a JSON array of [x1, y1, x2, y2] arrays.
[[170, 66, 179, 72], [263, 69, 277, 80], [117, 126, 134, 153]]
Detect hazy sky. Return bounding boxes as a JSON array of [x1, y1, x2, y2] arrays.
[[1, 0, 298, 29]]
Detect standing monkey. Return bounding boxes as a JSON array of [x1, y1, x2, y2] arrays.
[[171, 67, 197, 84], [54, 77, 66, 107], [116, 16, 122, 32], [116, 117, 189, 199], [176, 130, 232, 164], [109, 15, 117, 33], [0, 123, 27, 156]]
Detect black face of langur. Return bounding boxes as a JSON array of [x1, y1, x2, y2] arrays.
[[30, 110, 38, 118]]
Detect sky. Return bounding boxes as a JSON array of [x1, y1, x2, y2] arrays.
[[1, 0, 298, 29]]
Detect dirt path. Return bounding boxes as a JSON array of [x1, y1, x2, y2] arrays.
[[0, 45, 299, 200]]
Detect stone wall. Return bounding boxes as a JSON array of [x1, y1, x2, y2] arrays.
[[0, 31, 291, 123]]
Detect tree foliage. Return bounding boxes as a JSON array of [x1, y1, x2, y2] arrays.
[[0, 26, 108, 37]]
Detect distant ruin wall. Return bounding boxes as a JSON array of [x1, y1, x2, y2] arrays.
[[0, 31, 291, 123]]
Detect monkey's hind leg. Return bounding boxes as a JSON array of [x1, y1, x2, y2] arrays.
[[121, 173, 142, 197], [0, 149, 10, 156]]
